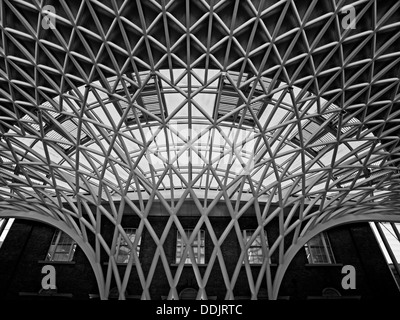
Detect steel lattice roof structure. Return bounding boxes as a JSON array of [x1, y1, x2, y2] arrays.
[[0, 0, 400, 299]]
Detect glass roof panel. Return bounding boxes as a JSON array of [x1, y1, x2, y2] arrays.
[[0, 67, 389, 202]]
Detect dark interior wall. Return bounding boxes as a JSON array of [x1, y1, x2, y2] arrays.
[[279, 223, 400, 299], [0, 220, 98, 299], [0, 207, 398, 300]]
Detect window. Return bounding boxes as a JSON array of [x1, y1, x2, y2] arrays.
[[179, 288, 198, 300], [243, 229, 269, 264], [115, 228, 141, 264], [176, 229, 205, 264], [305, 232, 335, 264], [45, 230, 77, 262]]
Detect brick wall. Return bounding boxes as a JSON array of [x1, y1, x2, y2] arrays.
[[0, 203, 398, 300]]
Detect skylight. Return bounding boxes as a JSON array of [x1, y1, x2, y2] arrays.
[[0, 68, 380, 203]]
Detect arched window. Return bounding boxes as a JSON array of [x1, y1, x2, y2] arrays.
[[179, 288, 197, 300], [322, 287, 341, 298]]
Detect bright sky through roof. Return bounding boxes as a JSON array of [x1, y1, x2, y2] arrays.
[[1, 68, 385, 206]]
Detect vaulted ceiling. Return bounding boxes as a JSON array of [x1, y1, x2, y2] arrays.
[[1, 0, 400, 299]]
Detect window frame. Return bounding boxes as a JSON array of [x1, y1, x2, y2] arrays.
[[243, 229, 270, 265], [305, 232, 336, 264], [45, 230, 77, 262], [175, 229, 205, 265], [115, 228, 141, 264]]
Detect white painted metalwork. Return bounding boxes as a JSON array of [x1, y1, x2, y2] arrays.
[[0, 0, 400, 299]]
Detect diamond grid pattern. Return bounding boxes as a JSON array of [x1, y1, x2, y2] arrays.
[[0, 0, 400, 299]]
